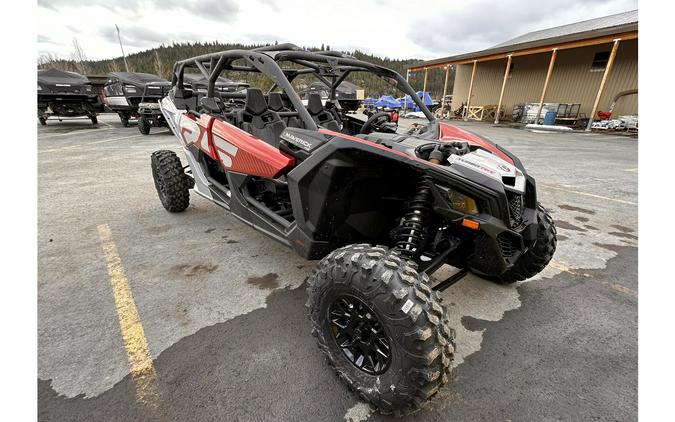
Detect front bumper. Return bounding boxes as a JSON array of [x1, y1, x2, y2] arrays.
[[429, 172, 539, 276]]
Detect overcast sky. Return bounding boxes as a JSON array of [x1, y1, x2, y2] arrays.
[[37, 0, 637, 61]]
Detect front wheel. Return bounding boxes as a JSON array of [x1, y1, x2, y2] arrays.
[[488, 204, 557, 284], [151, 150, 190, 212], [138, 116, 151, 135], [306, 244, 455, 416], [90, 115, 98, 125], [39, 117, 47, 126]]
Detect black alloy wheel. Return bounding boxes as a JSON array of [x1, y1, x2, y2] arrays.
[[328, 294, 392, 375]]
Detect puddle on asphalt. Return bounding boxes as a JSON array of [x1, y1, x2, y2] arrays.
[[170, 263, 219, 277], [558, 204, 596, 214], [247, 273, 280, 290]]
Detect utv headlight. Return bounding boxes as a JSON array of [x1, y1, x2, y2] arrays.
[[125, 85, 137, 93], [447, 190, 479, 215], [38, 84, 42, 91]]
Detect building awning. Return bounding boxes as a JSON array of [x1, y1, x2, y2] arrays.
[[409, 10, 638, 71]]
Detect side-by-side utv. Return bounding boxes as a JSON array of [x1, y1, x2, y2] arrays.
[[103, 72, 170, 129], [150, 44, 557, 416], [37, 68, 103, 125]]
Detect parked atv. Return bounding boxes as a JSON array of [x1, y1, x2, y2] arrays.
[[103, 71, 170, 130], [151, 44, 556, 415], [37, 68, 103, 125]]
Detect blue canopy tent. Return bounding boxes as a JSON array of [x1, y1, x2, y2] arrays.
[[400, 91, 433, 111], [374, 95, 401, 109], [363, 97, 377, 108]]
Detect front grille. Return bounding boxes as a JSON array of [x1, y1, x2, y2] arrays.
[[497, 232, 520, 258], [506, 191, 524, 228]]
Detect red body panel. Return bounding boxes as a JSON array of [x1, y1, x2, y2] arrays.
[[211, 118, 295, 179], [438, 122, 513, 164]]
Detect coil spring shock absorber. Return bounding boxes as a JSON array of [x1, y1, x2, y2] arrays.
[[395, 177, 433, 260]]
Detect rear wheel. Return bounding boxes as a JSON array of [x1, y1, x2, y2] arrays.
[[90, 115, 98, 125], [307, 244, 455, 416], [489, 204, 557, 284], [120, 114, 129, 127], [138, 116, 151, 135], [151, 150, 190, 212], [39, 117, 47, 126]]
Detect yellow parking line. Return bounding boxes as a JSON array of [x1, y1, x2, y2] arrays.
[[97, 224, 161, 412]]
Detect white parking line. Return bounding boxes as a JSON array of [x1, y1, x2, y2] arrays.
[[39, 133, 158, 153], [539, 183, 637, 206]]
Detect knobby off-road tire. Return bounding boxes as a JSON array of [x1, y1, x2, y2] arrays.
[[307, 244, 455, 416], [138, 116, 151, 135], [151, 150, 190, 212], [493, 203, 557, 284]]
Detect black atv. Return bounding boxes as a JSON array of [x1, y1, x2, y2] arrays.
[[150, 44, 556, 415], [37, 68, 103, 125], [103, 72, 170, 129]]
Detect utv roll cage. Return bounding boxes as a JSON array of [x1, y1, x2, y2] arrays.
[[169, 43, 436, 131]]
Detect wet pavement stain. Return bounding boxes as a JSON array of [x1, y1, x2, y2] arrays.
[[247, 273, 280, 290], [555, 220, 586, 232], [574, 216, 589, 223], [611, 224, 635, 233], [584, 224, 599, 231], [557, 234, 569, 241], [170, 263, 219, 278], [558, 204, 596, 214], [609, 231, 638, 240], [38, 285, 356, 422], [204, 228, 216, 233], [37, 247, 638, 422]]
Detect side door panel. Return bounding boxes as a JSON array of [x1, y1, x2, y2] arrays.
[[211, 118, 294, 179]]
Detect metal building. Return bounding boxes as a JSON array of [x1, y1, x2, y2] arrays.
[[409, 10, 638, 128]]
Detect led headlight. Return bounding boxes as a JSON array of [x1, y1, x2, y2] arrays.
[[125, 85, 137, 93], [38, 84, 42, 91], [447, 190, 479, 215]]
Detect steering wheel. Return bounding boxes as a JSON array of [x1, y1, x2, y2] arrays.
[[359, 111, 391, 134]]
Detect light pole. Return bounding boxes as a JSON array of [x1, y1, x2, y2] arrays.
[[115, 24, 130, 72]]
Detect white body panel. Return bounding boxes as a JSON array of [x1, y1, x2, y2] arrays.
[[448, 149, 526, 193]]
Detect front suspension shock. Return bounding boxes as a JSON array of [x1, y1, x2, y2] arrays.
[[394, 177, 433, 260]]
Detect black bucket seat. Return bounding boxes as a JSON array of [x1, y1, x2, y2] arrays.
[[238, 88, 286, 148], [306, 93, 340, 131]]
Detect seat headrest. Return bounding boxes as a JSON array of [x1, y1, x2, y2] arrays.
[[267, 92, 284, 112], [307, 93, 324, 115], [245, 88, 268, 115]]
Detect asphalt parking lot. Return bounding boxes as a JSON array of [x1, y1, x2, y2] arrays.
[[38, 113, 637, 421]]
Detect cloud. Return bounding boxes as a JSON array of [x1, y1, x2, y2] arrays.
[[39, 0, 238, 22], [408, 0, 637, 56]]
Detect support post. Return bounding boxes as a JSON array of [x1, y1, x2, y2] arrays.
[[422, 68, 428, 96], [404, 69, 410, 114], [464, 60, 477, 121], [441, 65, 450, 118], [495, 55, 512, 124], [586, 39, 621, 131], [535, 48, 557, 124]]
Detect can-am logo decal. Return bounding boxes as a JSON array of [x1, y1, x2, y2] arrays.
[[498, 164, 511, 173]]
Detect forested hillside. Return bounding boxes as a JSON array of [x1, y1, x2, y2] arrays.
[[38, 41, 454, 98]]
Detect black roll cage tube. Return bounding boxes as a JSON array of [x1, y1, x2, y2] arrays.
[[170, 44, 437, 132]]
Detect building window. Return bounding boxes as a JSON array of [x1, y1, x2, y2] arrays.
[[591, 51, 610, 72]]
